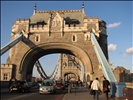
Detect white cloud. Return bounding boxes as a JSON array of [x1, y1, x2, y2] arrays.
[[107, 22, 121, 28], [125, 47, 133, 55], [108, 44, 117, 52]]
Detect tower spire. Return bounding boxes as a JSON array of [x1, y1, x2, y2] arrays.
[[33, 3, 37, 15], [82, 2, 85, 13]]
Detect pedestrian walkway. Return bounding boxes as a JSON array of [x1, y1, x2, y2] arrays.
[[62, 87, 124, 100], [0, 87, 9, 94]]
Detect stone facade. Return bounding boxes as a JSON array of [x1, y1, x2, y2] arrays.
[[113, 66, 133, 82], [1, 3, 109, 82], [0, 64, 15, 81], [59, 53, 82, 82]]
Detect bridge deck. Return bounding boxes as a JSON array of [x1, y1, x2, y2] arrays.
[[63, 87, 124, 100]]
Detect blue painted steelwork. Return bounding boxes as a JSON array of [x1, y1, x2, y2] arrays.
[[90, 32, 117, 82], [50, 63, 60, 80], [109, 82, 126, 98], [50, 56, 61, 80], [0, 33, 23, 56], [50, 54, 82, 80], [35, 60, 48, 79], [66, 54, 81, 71]]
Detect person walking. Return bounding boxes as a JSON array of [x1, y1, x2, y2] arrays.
[[103, 77, 111, 100], [91, 77, 101, 100], [9, 78, 12, 87], [68, 82, 72, 94], [89, 80, 93, 90]]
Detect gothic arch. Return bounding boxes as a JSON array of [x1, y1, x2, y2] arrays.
[[20, 42, 93, 81], [63, 71, 78, 81]]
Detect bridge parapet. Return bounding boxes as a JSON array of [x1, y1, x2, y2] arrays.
[[88, 16, 99, 22], [108, 82, 133, 98], [30, 24, 49, 32], [1, 64, 13, 68], [16, 18, 30, 24], [36, 10, 82, 13]]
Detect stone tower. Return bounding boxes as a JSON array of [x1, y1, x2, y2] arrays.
[[59, 53, 82, 82], [1, 3, 109, 83]]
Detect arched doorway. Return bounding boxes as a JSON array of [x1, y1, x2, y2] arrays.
[[20, 43, 93, 82]]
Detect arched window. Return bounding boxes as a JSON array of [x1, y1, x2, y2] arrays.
[[72, 34, 77, 42], [36, 36, 39, 41], [84, 34, 90, 41], [73, 35, 75, 41], [87, 74, 90, 82], [35, 35, 40, 42]]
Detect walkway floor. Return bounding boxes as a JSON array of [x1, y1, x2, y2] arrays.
[[1, 87, 125, 100], [0, 87, 9, 94], [62, 87, 125, 100]]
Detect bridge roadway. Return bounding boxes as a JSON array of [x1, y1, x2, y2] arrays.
[[1, 87, 124, 100]]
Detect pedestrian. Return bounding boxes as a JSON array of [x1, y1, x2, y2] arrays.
[[103, 77, 111, 100], [76, 81, 79, 87], [80, 80, 83, 87], [91, 77, 101, 100], [9, 78, 13, 92], [68, 82, 72, 94], [89, 80, 93, 89], [9, 78, 12, 87]]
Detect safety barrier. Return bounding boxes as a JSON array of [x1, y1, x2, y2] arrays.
[[123, 87, 133, 100]]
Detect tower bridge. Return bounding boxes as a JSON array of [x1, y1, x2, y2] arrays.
[[1, 3, 116, 84], [49, 53, 83, 82]]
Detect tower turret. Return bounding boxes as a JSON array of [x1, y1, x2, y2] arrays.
[[82, 2, 85, 13], [33, 3, 37, 15], [98, 20, 109, 60]]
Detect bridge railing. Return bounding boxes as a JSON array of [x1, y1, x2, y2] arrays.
[[90, 31, 117, 82]]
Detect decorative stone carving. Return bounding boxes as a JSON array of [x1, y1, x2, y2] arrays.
[[51, 13, 62, 32]]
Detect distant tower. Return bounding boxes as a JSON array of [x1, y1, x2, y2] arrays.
[[60, 53, 82, 81]]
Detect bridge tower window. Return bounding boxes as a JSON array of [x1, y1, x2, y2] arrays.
[[84, 34, 90, 41], [3, 73, 8, 81], [35, 35, 40, 42], [73, 36, 75, 41], [72, 34, 77, 42]]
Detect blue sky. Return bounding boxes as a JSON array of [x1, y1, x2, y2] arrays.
[[1, 1, 133, 77]]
